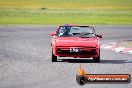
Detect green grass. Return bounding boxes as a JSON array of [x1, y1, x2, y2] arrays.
[[0, 0, 132, 25], [0, 0, 132, 9]]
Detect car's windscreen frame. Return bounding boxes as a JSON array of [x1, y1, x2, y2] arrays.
[[56, 26, 96, 37]]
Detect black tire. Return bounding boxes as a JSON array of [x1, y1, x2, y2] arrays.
[[93, 49, 100, 63], [93, 56, 100, 62], [76, 75, 86, 85], [52, 50, 57, 62]]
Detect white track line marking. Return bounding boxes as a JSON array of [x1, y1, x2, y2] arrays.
[[101, 42, 132, 54]]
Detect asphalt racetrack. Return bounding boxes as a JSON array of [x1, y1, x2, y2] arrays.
[[0, 25, 132, 88]]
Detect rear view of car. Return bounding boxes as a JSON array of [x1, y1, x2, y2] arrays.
[[50, 25, 102, 62]]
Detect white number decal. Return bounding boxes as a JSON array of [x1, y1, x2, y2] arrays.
[[70, 48, 80, 52]]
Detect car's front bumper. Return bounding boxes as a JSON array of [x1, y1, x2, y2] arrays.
[[54, 46, 99, 58]]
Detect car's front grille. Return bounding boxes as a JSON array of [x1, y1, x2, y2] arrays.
[[56, 47, 97, 55]]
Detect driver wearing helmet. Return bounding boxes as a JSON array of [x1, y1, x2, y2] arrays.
[[59, 26, 71, 36]]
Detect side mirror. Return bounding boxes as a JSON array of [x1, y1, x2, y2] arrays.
[[50, 32, 55, 36], [97, 34, 102, 38]]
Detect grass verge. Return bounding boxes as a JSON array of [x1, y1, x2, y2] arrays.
[[0, 0, 132, 25], [0, 9, 132, 25]]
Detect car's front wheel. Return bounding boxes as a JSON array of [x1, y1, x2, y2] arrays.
[[93, 56, 100, 62], [93, 49, 100, 63], [52, 49, 57, 62]]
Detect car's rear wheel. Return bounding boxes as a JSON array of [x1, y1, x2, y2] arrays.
[[52, 49, 57, 62]]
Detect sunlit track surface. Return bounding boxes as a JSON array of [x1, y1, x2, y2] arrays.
[[0, 25, 132, 88]]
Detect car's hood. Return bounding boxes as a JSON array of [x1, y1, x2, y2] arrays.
[[55, 37, 98, 47]]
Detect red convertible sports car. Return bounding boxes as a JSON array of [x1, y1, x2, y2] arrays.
[[50, 25, 102, 62]]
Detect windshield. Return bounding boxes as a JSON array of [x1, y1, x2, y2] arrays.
[[56, 26, 96, 38]]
